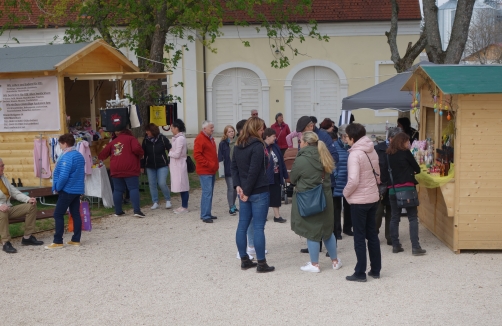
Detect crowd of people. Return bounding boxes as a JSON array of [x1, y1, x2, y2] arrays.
[[0, 111, 425, 282]]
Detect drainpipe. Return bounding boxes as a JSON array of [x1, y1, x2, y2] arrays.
[[203, 35, 208, 120]]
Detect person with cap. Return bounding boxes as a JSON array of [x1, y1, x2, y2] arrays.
[[295, 116, 339, 254], [333, 124, 352, 240], [374, 127, 402, 246], [270, 113, 291, 155]]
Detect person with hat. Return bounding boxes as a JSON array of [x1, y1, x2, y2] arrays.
[[270, 113, 291, 155]]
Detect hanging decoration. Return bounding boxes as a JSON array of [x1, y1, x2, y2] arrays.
[[411, 77, 420, 114], [439, 91, 443, 116], [433, 87, 438, 113]]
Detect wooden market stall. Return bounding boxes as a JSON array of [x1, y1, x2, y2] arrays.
[[402, 65, 502, 253], [0, 39, 166, 188]]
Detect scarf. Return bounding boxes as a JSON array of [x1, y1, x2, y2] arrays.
[[56, 146, 76, 164]]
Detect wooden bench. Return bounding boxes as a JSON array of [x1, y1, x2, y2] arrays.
[[8, 208, 66, 225]]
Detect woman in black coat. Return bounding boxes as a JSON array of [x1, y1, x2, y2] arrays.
[[386, 132, 426, 256], [141, 123, 172, 210]]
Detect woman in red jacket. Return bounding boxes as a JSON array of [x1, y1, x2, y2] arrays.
[[98, 128, 145, 217], [270, 113, 291, 155]]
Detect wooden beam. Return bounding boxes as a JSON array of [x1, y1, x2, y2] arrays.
[[64, 72, 171, 80]]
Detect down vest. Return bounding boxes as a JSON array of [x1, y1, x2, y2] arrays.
[[333, 139, 349, 197], [343, 136, 380, 204]]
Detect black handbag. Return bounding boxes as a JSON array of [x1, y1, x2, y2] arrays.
[[364, 152, 385, 201], [296, 172, 326, 217], [387, 154, 419, 208], [186, 156, 196, 173]]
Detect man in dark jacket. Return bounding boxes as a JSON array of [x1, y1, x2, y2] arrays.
[[374, 127, 401, 245]]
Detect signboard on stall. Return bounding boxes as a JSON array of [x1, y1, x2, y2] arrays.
[[0, 76, 61, 132]]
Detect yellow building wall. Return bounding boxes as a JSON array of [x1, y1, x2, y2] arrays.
[[204, 33, 420, 127]]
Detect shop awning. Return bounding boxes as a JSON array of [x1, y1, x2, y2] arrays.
[[402, 65, 502, 94], [342, 61, 434, 112]]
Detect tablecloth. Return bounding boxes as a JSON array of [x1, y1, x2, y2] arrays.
[[84, 165, 114, 208], [415, 164, 455, 188]]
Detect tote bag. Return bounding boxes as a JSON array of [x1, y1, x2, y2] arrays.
[[296, 172, 326, 217]]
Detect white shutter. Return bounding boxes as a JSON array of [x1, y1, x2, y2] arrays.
[[237, 69, 261, 120], [316, 67, 340, 122], [213, 69, 236, 131], [292, 67, 315, 123]]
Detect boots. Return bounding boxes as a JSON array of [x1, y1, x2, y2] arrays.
[[392, 244, 404, 253], [240, 255, 257, 270], [256, 259, 275, 273], [412, 247, 427, 256]]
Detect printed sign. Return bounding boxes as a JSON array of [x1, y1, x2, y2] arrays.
[[0, 76, 61, 132]]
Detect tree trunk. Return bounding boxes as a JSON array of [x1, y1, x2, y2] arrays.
[[444, 0, 476, 64]]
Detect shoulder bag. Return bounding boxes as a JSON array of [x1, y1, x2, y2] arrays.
[[186, 147, 196, 173], [296, 171, 326, 217], [364, 152, 386, 201], [387, 154, 419, 208]]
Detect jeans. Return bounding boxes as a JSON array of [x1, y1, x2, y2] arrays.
[[180, 191, 189, 209], [199, 174, 215, 220], [54, 191, 81, 244], [146, 166, 171, 203], [112, 176, 140, 214], [307, 233, 338, 263], [389, 196, 420, 248], [247, 221, 255, 247], [224, 176, 237, 208], [376, 201, 391, 242], [351, 202, 381, 278], [236, 192, 269, 260]]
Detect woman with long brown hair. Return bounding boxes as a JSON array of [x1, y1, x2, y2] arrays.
[[231, 117, 275, 273], [290, 131, 342, 273], [219, 125, 238, 216], [386, 132, 425, 256]]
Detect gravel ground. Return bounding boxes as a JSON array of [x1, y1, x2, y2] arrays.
[[1, 178, 501, 326]]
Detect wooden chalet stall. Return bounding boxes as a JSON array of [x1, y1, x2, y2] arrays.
[[402, 65, 502, 253], [0, 40, 166, 188]]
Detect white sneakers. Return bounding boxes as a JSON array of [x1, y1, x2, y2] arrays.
[[236, 252, 254, 260], [300, 262, 321, 273], [300, 259, 342, 273], [151, 202, 172, 209]]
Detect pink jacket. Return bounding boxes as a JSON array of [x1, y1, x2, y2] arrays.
[[168, 132, 190, 192], [286, 131, 302, 148], [78, 140, 93, 175], [343, 136, 380, 204]]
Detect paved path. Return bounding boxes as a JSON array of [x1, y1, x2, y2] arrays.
[[1, 179, 501, 325]]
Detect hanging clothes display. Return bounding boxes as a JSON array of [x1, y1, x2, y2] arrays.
[[78, 140, 93, 175], [149, 105, 167, 126], [102, 107, 129, 132], [129, 104, 141, 128], [33, 138, 52, 179]]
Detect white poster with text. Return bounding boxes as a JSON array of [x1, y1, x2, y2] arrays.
[[0, 76, 60, 132]]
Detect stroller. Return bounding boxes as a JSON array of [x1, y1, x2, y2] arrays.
[[282, 148, 298, 205]]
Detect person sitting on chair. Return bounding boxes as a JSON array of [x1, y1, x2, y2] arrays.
[[0, 158, 44, 254]]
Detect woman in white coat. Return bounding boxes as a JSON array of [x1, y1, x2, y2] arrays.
[[168, 119, 190, 213]]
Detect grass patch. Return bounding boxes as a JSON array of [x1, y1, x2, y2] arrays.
[[7, 149, 201, 238]]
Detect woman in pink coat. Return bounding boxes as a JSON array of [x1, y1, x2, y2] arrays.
[[168, 119, 190, 214], [343, 123, 382, 282]]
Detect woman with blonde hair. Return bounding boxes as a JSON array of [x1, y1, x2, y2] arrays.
[[219, 125, 238, 215], [231, 117, 275, 273], [290, 131, 342, 273]]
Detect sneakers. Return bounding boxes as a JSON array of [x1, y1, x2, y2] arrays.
[[114, 211, 126, 217], [229, 205, 237, 216], [412, 247, 427, 256], [21, 235, 44, 246], [45, 243, 63, 250], [273, 217, 287, 223], [236, 252, 254, 260], [346, 274, 367, 282], [174, 207, 189, 214], [151, 203, 159, 210], [67, 241, 81, 246], [134, 211, 146, 218], [332, 258, 343, 270], [2, 241, 17, 254], [300, 262, 321, 273], [165, 201, 172, 209]]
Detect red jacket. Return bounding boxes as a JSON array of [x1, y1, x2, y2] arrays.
[[270, 122, 291, 150], [98, 130, 144, 178], [194, 131, 219, 175]]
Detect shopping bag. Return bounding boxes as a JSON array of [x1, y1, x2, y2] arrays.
[[150, 106, 167, 126], [129, 104, 141, 128], [67, 201, 92, 232]]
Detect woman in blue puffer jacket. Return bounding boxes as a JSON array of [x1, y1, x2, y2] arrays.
[[46, 134, 85, 249], [332, 124, 352, 239]]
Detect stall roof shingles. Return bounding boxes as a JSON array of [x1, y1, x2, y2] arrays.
[[415, 65, 502, 95], [225, 0, 422, 23], [0, 0, 422, 28], [0, 42, 90, 73]]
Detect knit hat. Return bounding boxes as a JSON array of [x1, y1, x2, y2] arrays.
[[296, 116, 312, 132]]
